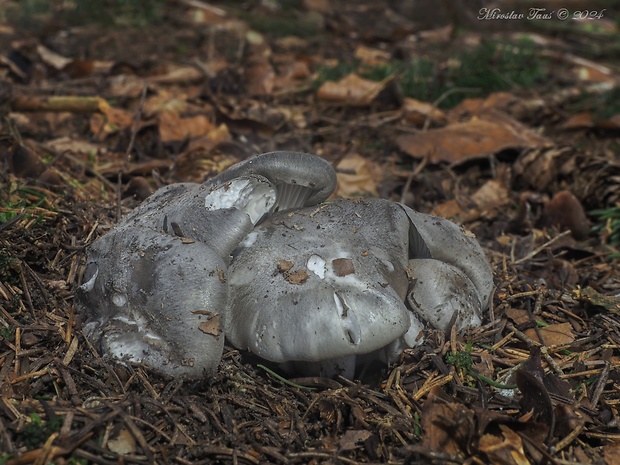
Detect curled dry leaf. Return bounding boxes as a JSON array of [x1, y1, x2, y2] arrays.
[[316, 73, 388, 106], [397, 118, 548, 164], [420, 388, 472, 456], [107, 428, 137, 455], [402, 97, 446, 126], [107, 74, 147, 99], [478, 425, 529, 465], [158, 111, 216, 142], [354, 45, 391, 66], [430, 165, 511, 222], [335, 152, 382, 197], [513, 147, 573, 191], [90, 101, 134, 140]]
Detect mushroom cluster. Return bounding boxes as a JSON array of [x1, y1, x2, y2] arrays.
[[78, 152, 493, 380]]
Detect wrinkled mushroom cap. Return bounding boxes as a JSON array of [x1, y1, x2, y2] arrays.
[[224, 199, 418, 373], [205, 151, 337, 211], [78, 175, 278, 378], [79, 226, 228, 378], [78, 152, 337, 379], [407, 258, 483, 332], [398, 205, 494, 310]]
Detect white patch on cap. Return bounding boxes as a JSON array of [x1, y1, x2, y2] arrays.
[[80, 267, 99, 292], [307, 254, 326, 279], [205, 177, 276, 224], [112, 293, 127, 307]]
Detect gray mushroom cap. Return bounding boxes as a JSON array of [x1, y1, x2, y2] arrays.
[[397, 205, 494, 310], [407, 259, 483, 332], [77, 175, 278, 378], [77, 152, 337, 378], [224, 198, 423, 377], [224, 198, 494, 378], [78, 226, 228, 378], [119, 175, 276, 258], [205, 151, 337, 211]]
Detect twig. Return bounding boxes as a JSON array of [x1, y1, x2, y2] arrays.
[[257, 364, 317, 391], [590, 361, 611, 408], [512, 230, 572, 265], [400, 154, 429, 204]]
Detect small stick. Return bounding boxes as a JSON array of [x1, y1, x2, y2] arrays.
[[512, 230, 571, 265], [257, 364, 317, 391]]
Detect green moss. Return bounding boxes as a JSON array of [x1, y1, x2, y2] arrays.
[[22, 413, 64, 449], [591, 204, 620, 247], [313, 39, 546, 108]]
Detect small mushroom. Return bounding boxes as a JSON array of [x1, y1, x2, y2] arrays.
[[224, 198, 493, 378]]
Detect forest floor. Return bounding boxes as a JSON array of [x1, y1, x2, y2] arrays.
[[1, 1, 620, 464]]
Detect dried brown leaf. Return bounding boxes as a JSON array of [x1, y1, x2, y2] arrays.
[[158, 112, 216, 142], [402, 97, 446, 126], [479, 425, 530, 465], [335, 153, 382, 197], [198, 314, 221, 337], [397, 118, 547, 164], [316, 73, 387, 106], [524, 322, 575, 347]]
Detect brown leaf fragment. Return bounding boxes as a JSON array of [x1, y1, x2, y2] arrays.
[[430, 199, 479, 223], [524, 322, 575, 346], [471, 166, 512, 218], [107, 427, 138, 455], [316, 73, 388, 106], [285, 269, 309, 285], [421, 388, 473, 456], [158, 111, 216, 142], [90, 103, 134, 139], [198, 313, 221, 337], [354, 45, 390, 67], [479, 425, 530, 465], [278, 260, 294, 273], [338, 430, 372, 451], [335, 153, 382, 198], [573, 286, 620, 314], [604, 442, 620, 465], [402, 97, 446, 126], [504, 308, 530, 326], [513, 147, 572, 191], [332, 258, 355, 277], [560, 111, 594, 129], [246, 61, 275, 96], [397, 118, 548, 164]]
